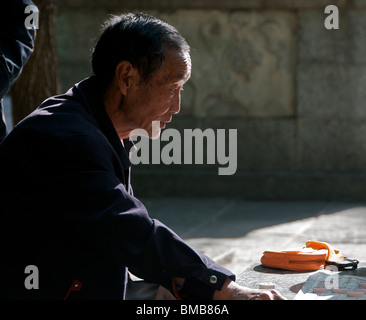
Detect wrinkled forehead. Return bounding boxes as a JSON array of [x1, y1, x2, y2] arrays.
[[159, 50, 192, 85]]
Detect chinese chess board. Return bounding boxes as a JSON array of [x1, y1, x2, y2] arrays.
[[294, 270, 366, 300]]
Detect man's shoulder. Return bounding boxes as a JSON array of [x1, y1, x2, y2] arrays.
[[17, 103, 93, 141], [2, 77, 119, 159], [17, 79, 103, 140]]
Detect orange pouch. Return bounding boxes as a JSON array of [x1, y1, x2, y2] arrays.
[[260, 240, 343, 272], [261, 241, 358, 271], [260, 249, 327, 272]]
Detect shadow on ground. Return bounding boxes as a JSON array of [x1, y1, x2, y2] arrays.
[[143, 198, 365, 239], [141, 198, 366, 274]]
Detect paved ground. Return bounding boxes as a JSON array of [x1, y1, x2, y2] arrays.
[[142, 198, 366, 276]]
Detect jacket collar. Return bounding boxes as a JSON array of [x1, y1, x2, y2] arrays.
[[73, 76, 133, 170]]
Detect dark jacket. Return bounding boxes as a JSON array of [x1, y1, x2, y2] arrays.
[[0, 0, 37, 142], [0, 76, 235, 299]]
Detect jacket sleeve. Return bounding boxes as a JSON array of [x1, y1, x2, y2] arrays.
[[0, 0, 37, 98], [47, 133, 236, 299]]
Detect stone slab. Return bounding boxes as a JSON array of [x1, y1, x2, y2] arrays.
[[237, 264, 316, 299], [237, 263, 366, 300], [299, 10, 366, 63], [296, 118, 366, 172], [297, 64, 366, 118]]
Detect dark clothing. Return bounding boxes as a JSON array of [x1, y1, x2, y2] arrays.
[[0, 0, 37, 142], [0, 76, 235, 299], [0, 103, 6, 141]]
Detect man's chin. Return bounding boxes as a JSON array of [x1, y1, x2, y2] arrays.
[[151, 128, 161, 140], [129, 121, 162, 140], [150, 121, 162, 140]]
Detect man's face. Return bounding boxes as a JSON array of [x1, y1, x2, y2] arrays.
[[123, 49, 191, 139]]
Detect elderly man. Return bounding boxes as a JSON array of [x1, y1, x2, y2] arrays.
[[0, 13, 284, 300]]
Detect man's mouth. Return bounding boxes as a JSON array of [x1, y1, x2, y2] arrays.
[[160, 118, 172, 128]]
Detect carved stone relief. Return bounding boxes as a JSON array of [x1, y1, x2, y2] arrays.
[[154, 10, 297, 117]]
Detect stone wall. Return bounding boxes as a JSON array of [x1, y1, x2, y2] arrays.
[[56, 0, 366, 200]]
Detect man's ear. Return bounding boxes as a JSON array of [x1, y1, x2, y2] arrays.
[[115, 61, 137, 95]]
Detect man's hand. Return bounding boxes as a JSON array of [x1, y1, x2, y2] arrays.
[[213, 278, 286, 300], [170, 276, 286, 300]]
